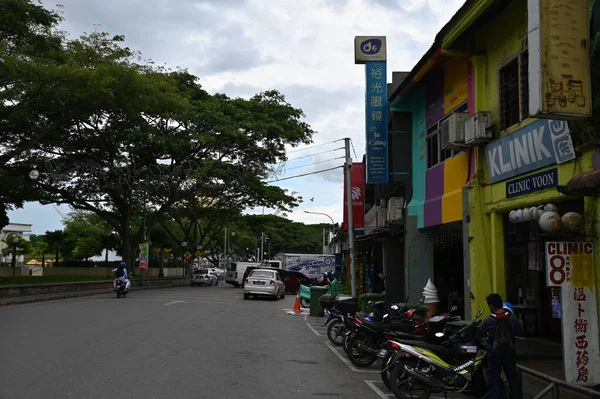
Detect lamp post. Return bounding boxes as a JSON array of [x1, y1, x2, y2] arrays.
[[181, 241, 187, 277], [303, 210, 335, 254]]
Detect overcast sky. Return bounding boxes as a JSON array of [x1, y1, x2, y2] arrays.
[[8, 0, 464, 234]]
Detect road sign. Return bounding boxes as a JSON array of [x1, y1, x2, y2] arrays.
[[184, 251, 192, 259], [195, 250, 201, 257]]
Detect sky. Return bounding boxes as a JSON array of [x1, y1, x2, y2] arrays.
[[7, 0, 465, 234]]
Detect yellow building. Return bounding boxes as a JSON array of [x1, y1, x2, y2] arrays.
[[391, 0, 599, 367]]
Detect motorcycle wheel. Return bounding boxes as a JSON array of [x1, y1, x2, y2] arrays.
[[389, 361, 431, 399], [347, 336, 378, 367], [326, 320, 346, 346], [116, 291, 121, 298], [301, 299, 310, 308], [380, 351, 394, 388]]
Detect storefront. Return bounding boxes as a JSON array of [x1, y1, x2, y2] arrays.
[[467, 119, 597, 340]]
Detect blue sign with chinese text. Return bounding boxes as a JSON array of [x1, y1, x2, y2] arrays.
[[365, 61, 388, 184], [485, 119, 575, 184], [506, 168, 558, 198]]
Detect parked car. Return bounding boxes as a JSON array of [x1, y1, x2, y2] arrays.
[[242, 267, 307, 294], [190, 269, 218, 286], [289, 270, 317, 287], [243, 269, 286, 300]]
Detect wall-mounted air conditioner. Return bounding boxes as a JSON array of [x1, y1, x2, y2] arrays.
[[465, 111, 493, 144], [387, 197, 404, 222], [440, 112, 469, 150]]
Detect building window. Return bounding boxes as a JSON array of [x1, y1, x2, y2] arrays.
[[426, 102, 467, 169], [499, 50, 529, 130]]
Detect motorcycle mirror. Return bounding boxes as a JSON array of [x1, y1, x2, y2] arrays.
[[476, 310, 483, 318], [391, 305, 399, 310], [435, 332, 445, 338]]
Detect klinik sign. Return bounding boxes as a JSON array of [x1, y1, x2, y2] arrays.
[[545, 241, 599, 385]]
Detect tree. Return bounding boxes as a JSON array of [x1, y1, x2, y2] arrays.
[[31, 240, 50, 267], [0, 0, 66, 229], [1, 234, 31, 276], [61, 210, 115, 260], [43, 230, 63, 264]]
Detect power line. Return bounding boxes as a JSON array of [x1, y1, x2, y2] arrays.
[[285, 147, 344, 162], [266, 165, 343, 183], [350, 139, 358, 160], [284, 156, 345, 171], [286, 139, 343, 154]]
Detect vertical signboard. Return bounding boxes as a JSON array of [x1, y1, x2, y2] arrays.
[[355, 36, 388, 184], [138, 243, 149, 269], [343, 162, 365, 230], [528, 0, 591, 119], [545, 242, 599, 385]]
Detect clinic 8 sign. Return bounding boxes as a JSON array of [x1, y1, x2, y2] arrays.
[[485, 119, 575, 184]]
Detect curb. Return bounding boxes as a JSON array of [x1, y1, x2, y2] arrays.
[[0, 281, 189, 307]]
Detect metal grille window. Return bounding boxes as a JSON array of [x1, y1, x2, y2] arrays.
[[425, 102, 467, 169], [499, 50, 529, 130]]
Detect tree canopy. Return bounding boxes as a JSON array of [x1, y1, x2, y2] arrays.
[[0, 0, 315, 270]]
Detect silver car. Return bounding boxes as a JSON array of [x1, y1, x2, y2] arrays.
[[243, 269, 285, 300], [190, 269, 218, 287]]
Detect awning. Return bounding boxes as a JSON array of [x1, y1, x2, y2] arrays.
[[355, 231, 386, 244], [556, 169, 600, 197]]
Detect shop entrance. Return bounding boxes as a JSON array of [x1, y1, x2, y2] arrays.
[[504, 199, 585, 342], [425, 222, 465, 319]]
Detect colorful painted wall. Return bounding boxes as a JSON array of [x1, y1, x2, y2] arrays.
[[424, 152, 470, 227], [391, 85, 427, 229]]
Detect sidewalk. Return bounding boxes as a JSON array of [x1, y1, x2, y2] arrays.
[[0, 280, 189, 307]]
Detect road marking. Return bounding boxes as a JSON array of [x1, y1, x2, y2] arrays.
[[364, 380, 394, 398], [164, 301, 185, 306], [304, 315, 307, 321], [325, 341, 379, 373], [306, 323, 321, 336]]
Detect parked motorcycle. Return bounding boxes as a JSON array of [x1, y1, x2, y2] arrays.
[[384, 310, 500, 399], [115, 279, 128, 298]]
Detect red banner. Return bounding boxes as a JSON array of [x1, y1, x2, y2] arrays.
[[343, 162, 365, 230]]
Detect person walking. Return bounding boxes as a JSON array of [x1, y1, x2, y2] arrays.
[[480, 293, 524, 399]]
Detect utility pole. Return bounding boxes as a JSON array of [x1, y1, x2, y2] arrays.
[[344, 137, 356, 297], [260, 232, 264, 261], [223, 228, 227, 268]]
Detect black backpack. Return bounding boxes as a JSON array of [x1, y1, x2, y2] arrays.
[[115, 267, 125, 278], [492, 318, 514, 359]]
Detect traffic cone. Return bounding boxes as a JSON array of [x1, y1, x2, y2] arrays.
[[293, 291, 302, 313]]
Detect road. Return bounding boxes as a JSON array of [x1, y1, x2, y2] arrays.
[[0, 284, 383, 399]]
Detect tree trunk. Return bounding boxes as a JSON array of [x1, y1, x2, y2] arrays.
[[55, 244, 59, 266], [158, 249, 164, 278], [41, 253, 45, 268], [11, 246, 16, 277], [105, 248, 109, 262]]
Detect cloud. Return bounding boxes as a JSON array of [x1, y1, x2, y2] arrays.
[[21, 0, 465, 230]]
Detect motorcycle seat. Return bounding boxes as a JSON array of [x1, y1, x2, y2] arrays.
[[391, 338, 450, 355]]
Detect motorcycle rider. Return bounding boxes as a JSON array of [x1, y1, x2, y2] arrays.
[[481, 293, 524, 399], [325, 271, 339, 296], [112, 261, 131, 292]]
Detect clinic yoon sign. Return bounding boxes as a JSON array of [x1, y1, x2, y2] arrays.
[[506, 168, 558, 198], [485, 119, 575, 183]]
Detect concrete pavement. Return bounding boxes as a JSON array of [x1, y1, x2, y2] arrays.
[[0, 284, 381, 399]]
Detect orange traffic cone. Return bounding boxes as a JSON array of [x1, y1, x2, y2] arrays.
[[293, 291, 302, 313]]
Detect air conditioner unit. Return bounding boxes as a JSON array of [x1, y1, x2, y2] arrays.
[[387, 197, 404, 222], [440, 112, 469, 150], [465, 111, 493, 144], [377, 206, 388, 228]]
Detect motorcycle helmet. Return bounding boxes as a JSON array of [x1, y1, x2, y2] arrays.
[[119, 261, 126, 268], [502, 301, 514, 314], [329, 271, 336, 279]]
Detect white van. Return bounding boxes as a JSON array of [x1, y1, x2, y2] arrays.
[[225, 262, 260, 287]]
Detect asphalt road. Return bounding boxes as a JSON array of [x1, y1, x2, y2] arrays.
[[0, 284, 382, 399]]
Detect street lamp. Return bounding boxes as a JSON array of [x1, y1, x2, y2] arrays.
[[303, 211, 335, 254], [181, 241, 188, 277]]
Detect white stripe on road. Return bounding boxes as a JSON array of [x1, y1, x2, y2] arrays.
[[306, 323, 322, 336], [164, 301, 185, 306], [325, 341, 379, 373], [364, 380, 394, 398]]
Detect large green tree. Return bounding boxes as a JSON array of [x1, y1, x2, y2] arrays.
[[1, 234, 31, 276], [61, 210, 116, 260], [1, 2, 314, 271]]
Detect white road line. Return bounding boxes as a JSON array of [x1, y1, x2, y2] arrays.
[[164, 301, 185, 306], [364, 380, 394, 398], [325, 341, 379, 373], [304, 314, 307, 321], [306, 323, 321, 336]]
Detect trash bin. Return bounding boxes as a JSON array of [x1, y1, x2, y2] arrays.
[[309, 286, 329, 317], [359, 293, 386, 311]]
